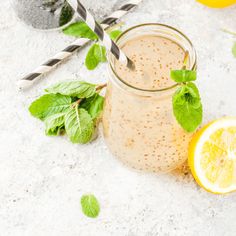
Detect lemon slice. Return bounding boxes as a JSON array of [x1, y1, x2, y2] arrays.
[[189, 117, 236, 194], [197, 0, 236, 8]]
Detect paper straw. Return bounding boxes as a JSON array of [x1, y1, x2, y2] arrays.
[[18, 0, 142, 89], [71, 0, 134, 69]]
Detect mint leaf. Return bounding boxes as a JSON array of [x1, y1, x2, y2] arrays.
[[85, 44, 107, 70], [109, 30, 122, 41], [45, 113, 65, 136], [171, 70, 196, 83], [29, 94, 72, 120], [232, 42, 236, 58], [80, 94, 104, 119], [63, 22, 98, 40], [94, 44, 107, 63], [81, 194, 100, 218], [64, 106, 94, 144], [45, 81, 96, 98], [172, 82, 202, 132], [85, 45, 99, 70], [59, 2, 74, 27]]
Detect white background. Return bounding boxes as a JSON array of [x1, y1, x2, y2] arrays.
[[1, 0, 236, 235]]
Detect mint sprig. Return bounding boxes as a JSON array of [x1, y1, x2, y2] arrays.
[[171, 69, 203, 132], [62, 21, 122, 70], [80, 93, 104, 119], [29, 94, 71, 121], [45, 112, 65, 136], [29, 81, 106, 144], [108, 29, 122, 41], [65, 106, 94, 144], [85, 43, 107, 70], [85, 30, 122, 70], [81, 194, 100, 218], [63, 21, 98, 40], [171, 70, 196, 83], [45, 80, 96, 98]]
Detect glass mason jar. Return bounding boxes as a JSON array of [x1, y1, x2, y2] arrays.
[[103, 24, 197, 173]]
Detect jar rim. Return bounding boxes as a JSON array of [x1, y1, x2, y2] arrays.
[[108, 23, 197, 94]]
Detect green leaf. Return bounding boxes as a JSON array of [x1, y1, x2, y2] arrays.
[[232, 42, 236, 58], [81, 194, 100, 218], [63, 21, 98, 40], [171, 70, 196, 83], [80, 93, 104, 119], [29, 94, 72, 120], [45, 113, 65, 136], [172, 82, 203, 132], [109, 30, 122, 41], [45, 81, 96, 98], [85, 44, 107, 70], [64, 106, 94, 144], [59, 2, 74, 27], [94, 44, 107, 62]]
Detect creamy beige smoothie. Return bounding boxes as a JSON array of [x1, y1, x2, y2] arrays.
[[103, 24, 195, 172], [114, 35, 184, 90]]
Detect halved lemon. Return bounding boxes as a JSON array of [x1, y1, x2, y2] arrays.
[[197, 0, 236, 8], [189, 117, 236, 194]]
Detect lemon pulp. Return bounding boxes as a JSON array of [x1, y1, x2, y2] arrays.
[[189, 118, 236, 194]]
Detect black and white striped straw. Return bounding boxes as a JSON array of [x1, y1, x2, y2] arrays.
[[71, 0, 135, 69], [18, 0, 142, 89]]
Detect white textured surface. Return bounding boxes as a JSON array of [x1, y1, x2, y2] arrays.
[[1, 0, 236, 235]]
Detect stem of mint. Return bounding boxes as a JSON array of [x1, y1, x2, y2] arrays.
[[72, 83, 107, 108], [222, 28, 236, 37]]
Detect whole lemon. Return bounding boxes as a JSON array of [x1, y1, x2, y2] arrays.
[[197, 0, 236, 8]]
